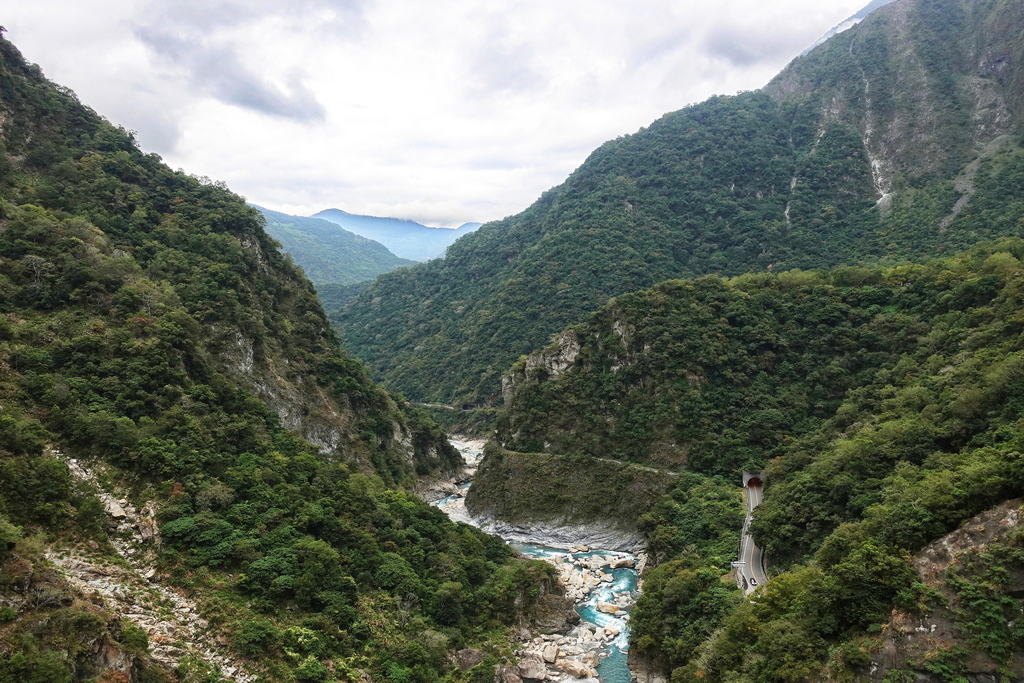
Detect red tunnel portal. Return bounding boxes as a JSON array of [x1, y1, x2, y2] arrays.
[[747, 477, 762, 487]]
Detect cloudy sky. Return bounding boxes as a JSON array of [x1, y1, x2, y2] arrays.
[[4, 0, 865, 226]]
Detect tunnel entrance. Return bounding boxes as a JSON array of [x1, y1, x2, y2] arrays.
[[746, 476, 762, 487]]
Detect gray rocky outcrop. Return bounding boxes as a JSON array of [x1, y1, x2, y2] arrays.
[[864, 499, 1024, 681], [434, 494, 646, 552], [503, 330, 581, 402], [48, 448, 257, 682], [453, 648, 484, 671]]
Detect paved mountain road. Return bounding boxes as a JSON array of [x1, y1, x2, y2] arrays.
[[738, 483, 768, 594]]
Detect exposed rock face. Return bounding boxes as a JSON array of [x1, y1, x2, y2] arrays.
[[0, 548, 163, 682], [212, 322, 459, 483], [518, 656, 548, 681], [525, 330, 581, 381], [216, 327, 364, 459], [763, 0, 1021, 191], [501, 547, 641, 683], [436, 491, 646, 552], [503, 330, 581, 403], [49, 449, 257, 682], [498, 666, 524, 683], [556, 657, 596, 678], [454, 648, 484, 671], [415, 438, 481, 503], [866, 499, 1024, 681], [465, 443, 677, 544]]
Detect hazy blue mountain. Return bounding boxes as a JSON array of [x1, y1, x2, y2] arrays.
[[255, 205, 415, 285], [313, 208, 481, 261]]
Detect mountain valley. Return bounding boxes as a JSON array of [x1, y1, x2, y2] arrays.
[[4, 0, 1024, 682], [336, 0, 1024, 408]]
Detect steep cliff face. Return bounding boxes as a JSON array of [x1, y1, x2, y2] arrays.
[[763, 0, 1024, 205], [465, 442, 678, 536], [502, 329, 582, 404], [0, 34, 554, 683], [492, 243, 1024, 680], [867, 499, 1024, 681], [336, 0, 1024, 408], [0, 34, 458, 486], [0, 536, 178, 683], [495, 274, 897, 474]]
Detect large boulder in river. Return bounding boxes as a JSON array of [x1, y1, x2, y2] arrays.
[[557, 658, 596, 679], [518, 656, 547, 681], [596, 601, 620, 614], [498, 666, 523, 683], [531, 593, 579, 633]]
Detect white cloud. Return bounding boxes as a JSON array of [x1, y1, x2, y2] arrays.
[[2, 0, 864, 226]]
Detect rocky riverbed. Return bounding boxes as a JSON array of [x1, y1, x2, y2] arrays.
[[429, 438, 646, 682], [504, 545, 645, 683]]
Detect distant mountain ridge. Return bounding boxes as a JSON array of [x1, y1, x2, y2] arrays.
[[255, 205, 415, 285], [313, 208, 481, 261], [336, 0, 1024, 407], [802, 0, 899, 54]]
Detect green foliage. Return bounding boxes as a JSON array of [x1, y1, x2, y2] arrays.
[[0, 517, 21, 556], [0, 32, 552, 682], [497, 240, 1024, 681], [466, 443, 678, 525], [945, 542, 1024, 660], [293, 655, 330, 682], [631, 557, 741, 672], [337, 0, 1024, 407], [0, 544, 150, 683], [637, 474, 745, 566], [496, 274, 893, 474], [234, 619, 281, 659], [118, 620, 150, 652], [0, 651, 71, 683]]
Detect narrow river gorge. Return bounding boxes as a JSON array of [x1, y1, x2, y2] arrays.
[[429, 440, 645, 683]]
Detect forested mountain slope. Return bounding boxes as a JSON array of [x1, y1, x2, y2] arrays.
[[0, 35, 560, 682], [487, 240, 1024, 681], [256, 206, 415, 286], [336, 0, 1024, 406]]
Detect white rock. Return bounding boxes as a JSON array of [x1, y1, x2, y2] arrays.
[[517, 656, 547, 681], [105, 500, 128, 519], [556, 658, 594, 679]]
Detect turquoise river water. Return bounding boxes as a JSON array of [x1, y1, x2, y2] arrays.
[[431, 440, 639, 682], [513, 544, 638, 683]]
